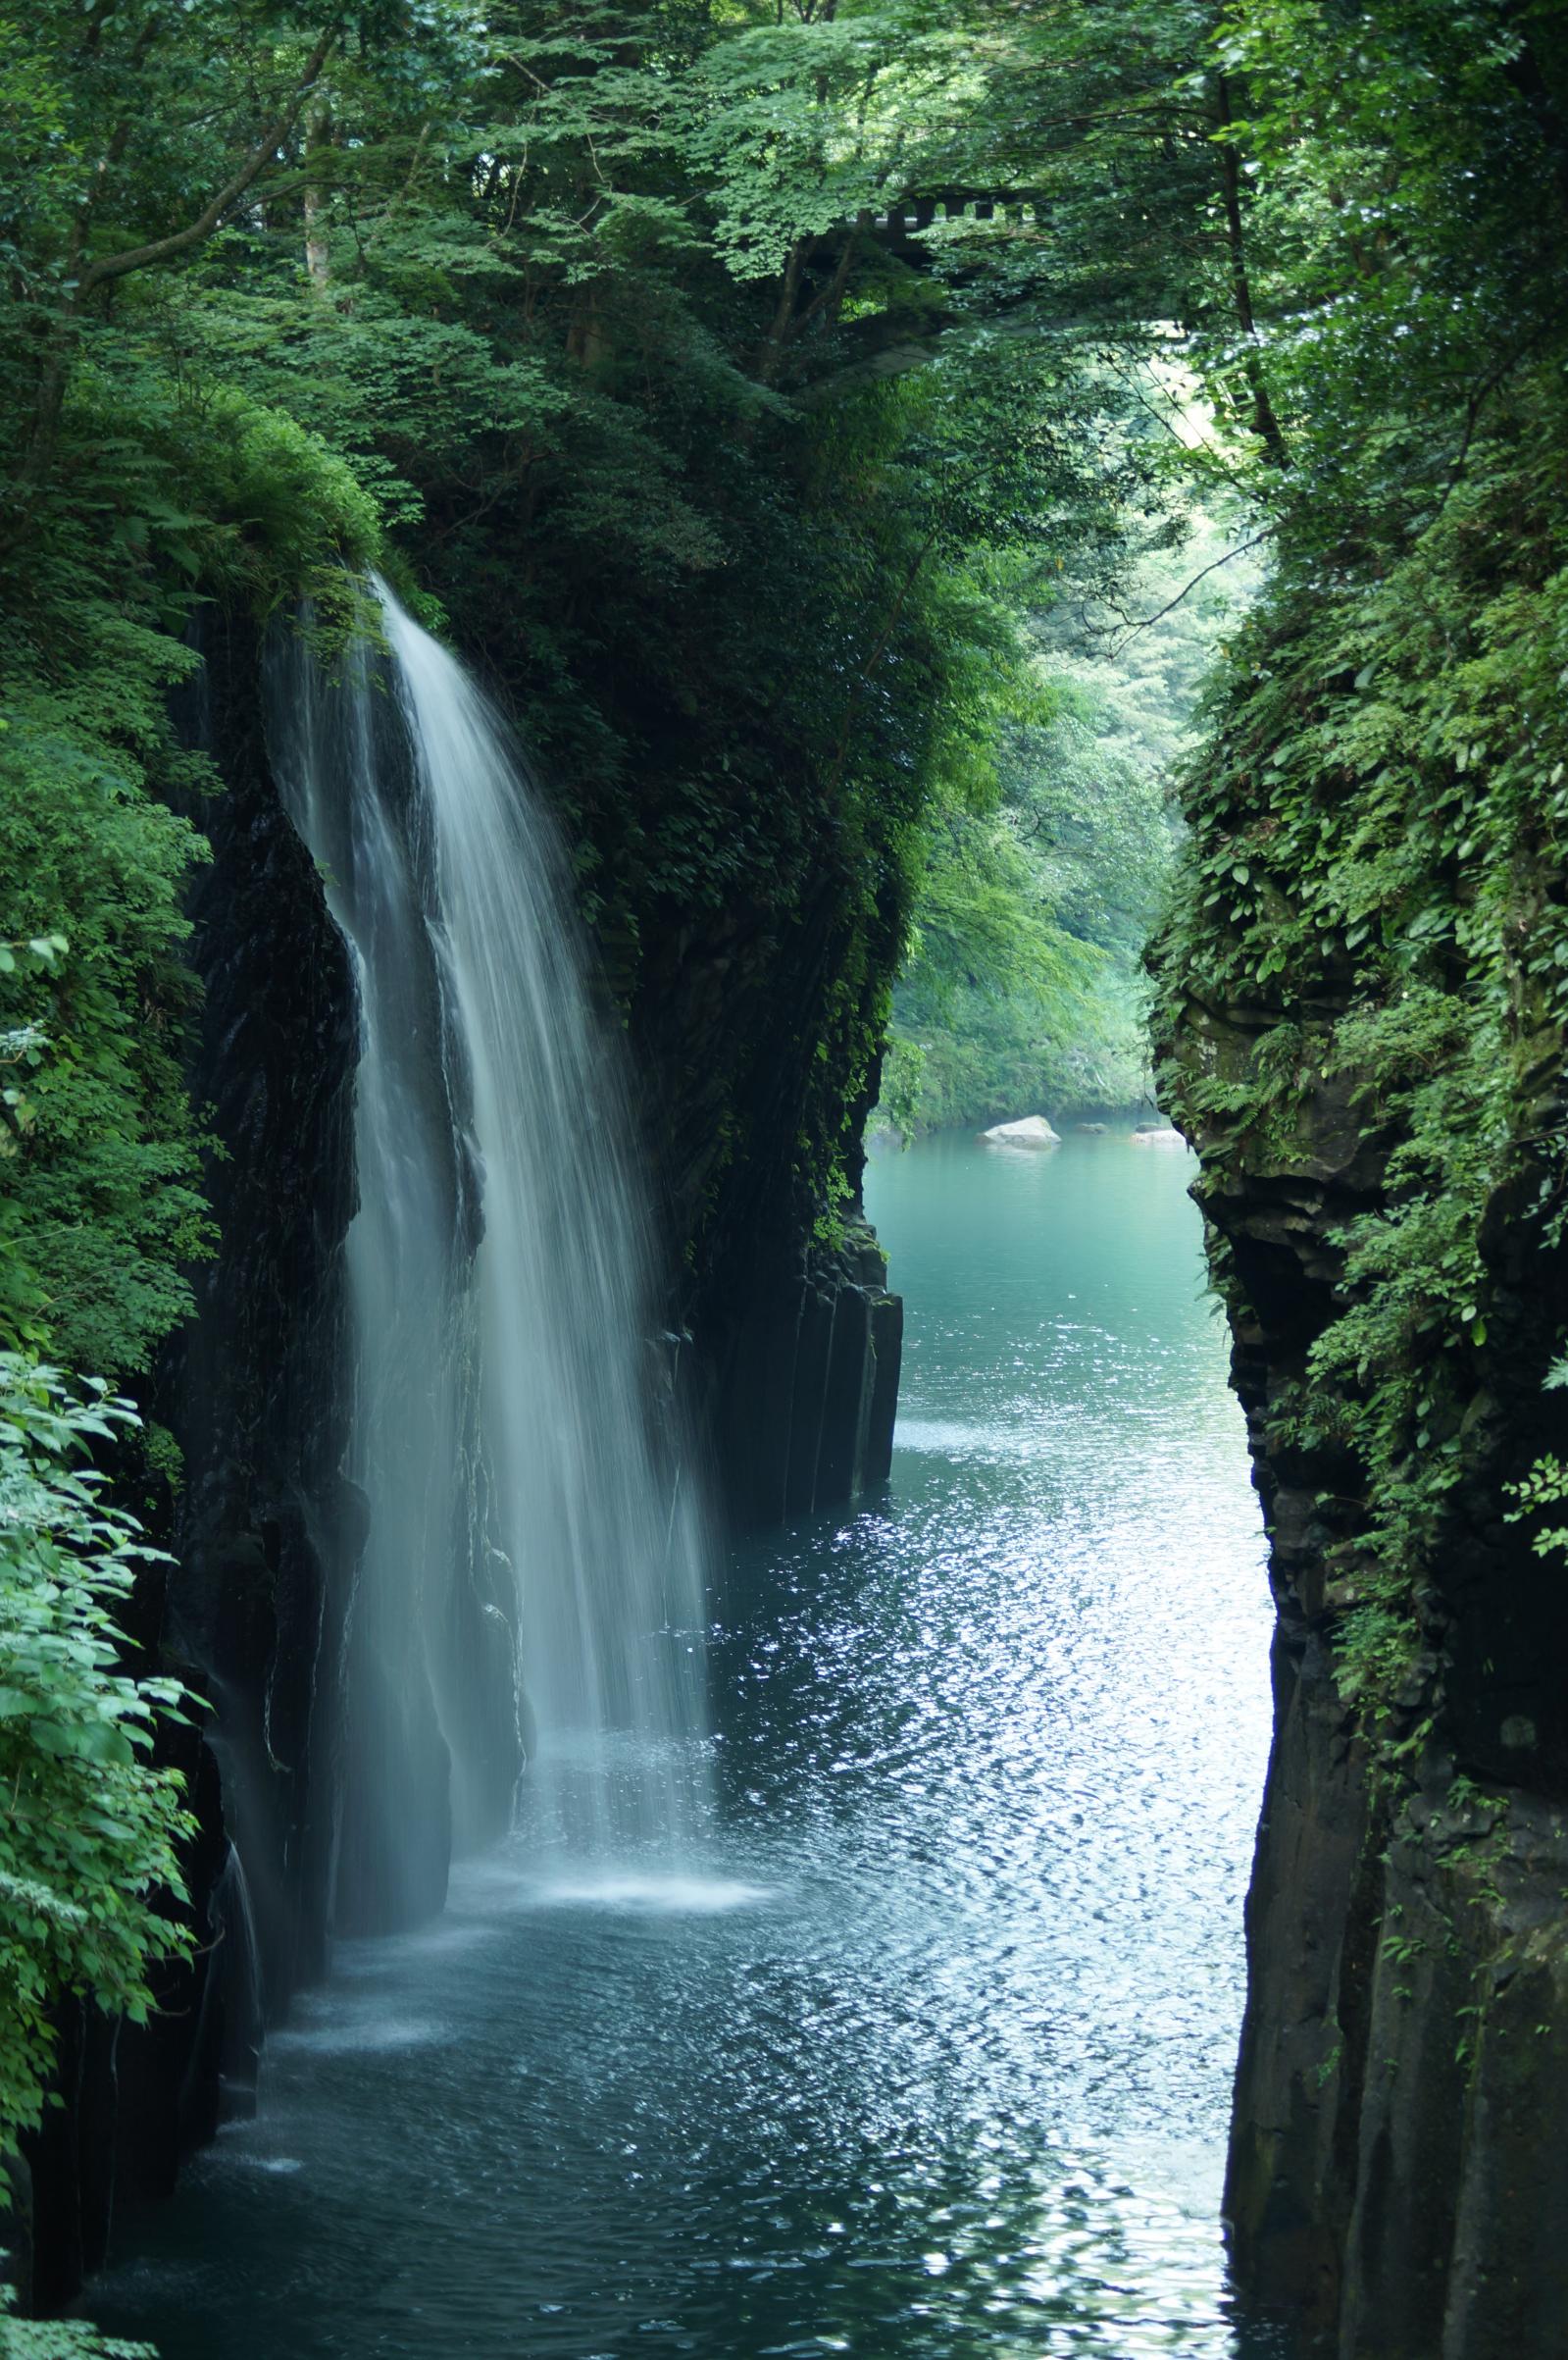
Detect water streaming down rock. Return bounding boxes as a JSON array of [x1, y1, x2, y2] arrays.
[[266, 583, 709, 1933]]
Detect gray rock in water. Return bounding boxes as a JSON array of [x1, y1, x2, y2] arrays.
[[1075, 1121, 1108, 1134], [979, 1114, 1061, 1148], [1130, 1125, 1186, 1147]]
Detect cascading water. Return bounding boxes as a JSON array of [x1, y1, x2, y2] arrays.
[[266, 584, 708, 1932]]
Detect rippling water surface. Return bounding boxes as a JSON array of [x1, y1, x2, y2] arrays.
[[95, 1130, 1281, 2359]]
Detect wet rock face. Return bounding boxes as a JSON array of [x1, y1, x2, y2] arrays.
[[702, 1217, 902, 1529], [160, 603, 360, 2018], [21, 605, 363, 2298], [632, 877, 906, 1533], [1172, 994, 1568, 2360]]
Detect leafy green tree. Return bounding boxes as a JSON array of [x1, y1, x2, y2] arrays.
[[0, 1360, 193, 2169]]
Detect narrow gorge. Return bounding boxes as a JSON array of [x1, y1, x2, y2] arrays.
[[4, 6, 1568, 2359]]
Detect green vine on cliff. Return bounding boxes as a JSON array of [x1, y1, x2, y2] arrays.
[[1156, 321, 1568, 1731]]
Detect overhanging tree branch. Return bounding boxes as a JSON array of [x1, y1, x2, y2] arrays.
[[76, 21, 345, 297], [1097, 531, 1269, 655]]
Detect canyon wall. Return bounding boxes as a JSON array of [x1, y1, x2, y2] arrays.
[[1170, 990, 1568, 2360]]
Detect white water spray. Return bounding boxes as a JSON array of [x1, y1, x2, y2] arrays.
[[268, 584, 709, 1930]]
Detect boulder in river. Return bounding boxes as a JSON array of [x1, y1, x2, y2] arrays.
[[1075, 1121, 1108, 1135], [1130, 1126, 1186, 1147], [979, 1114, 1061, 1149]]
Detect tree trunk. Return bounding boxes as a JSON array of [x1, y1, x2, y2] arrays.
[[1214, 75, 1289, 469], [303, 104, 334, 293]]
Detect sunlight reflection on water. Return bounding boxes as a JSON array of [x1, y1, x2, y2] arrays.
[[94, 1130, 1283, 2360]]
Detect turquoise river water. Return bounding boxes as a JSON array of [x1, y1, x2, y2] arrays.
[[94, 1128, 1285, 2360]]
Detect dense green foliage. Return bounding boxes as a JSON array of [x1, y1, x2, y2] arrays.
[[0, 2318, 154, 2360], [0, 0, 1309, 1280], [1, 0, 1174, 1285], [0, 1361, 192, 2168], [1151, 1, 1568, 1724]]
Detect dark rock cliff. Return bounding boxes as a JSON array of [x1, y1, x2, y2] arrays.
[[160, 605, 362, 2026], [1170, 991, 1568, 2360], [626, 863, 907, 1531], [703, 1216, 902, 1529]]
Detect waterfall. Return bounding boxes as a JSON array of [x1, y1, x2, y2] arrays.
[[267, 582, 709, 1933]]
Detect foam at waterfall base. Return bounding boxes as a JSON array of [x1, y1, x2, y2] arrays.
[[452, 1847, 772, 1917], [523, 1869, 774, 1913]]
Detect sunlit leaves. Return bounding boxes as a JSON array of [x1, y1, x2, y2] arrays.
[[684, 14, 992, 281]]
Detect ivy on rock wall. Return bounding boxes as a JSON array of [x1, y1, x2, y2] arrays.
[[1153, 0, 1568, 1739], [0, 328, 381, 1375]]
